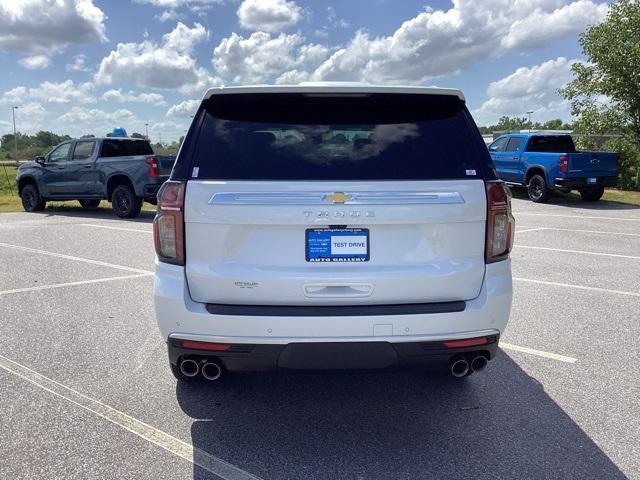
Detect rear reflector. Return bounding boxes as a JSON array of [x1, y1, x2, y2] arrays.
[[443, 337, 488, 348], [181, 340, 231, 351]]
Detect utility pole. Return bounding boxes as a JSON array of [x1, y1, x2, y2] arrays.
[[12, 106, 19, 164], [145, 123, 149, 140], [526, 110, 533, 125]]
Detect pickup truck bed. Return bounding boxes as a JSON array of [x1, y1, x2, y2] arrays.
[[488, 133, 618, 202], [16, 137, 174, 217]]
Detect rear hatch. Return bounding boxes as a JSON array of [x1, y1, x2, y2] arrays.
[[568, 152, 618, 177], [181, 92, 493, 306]]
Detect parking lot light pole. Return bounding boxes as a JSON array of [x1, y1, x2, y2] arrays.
[[145, 123, 149, 140], [12, 106, 19, 164]]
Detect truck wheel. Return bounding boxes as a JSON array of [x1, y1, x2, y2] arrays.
[[79, 199, 101, 209], [527, 174, 551, 203], [20, 184, 46, 212], [579, 186, 604, 202], [111, 184, 142, 218]]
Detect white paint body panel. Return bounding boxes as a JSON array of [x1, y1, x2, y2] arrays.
[[154, 259, 511, 343], [183, 180, 488, 305]]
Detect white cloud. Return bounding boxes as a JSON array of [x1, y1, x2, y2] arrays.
[[95, 22, 220, 95], [306, 0, 608, 84], [237, 0, 301, 32], [155, 10, 184, 22], [57, 106, 141, 137], [0, 0, 107, 54], [166, 99, 199, 117], [1, 80, 96, 105], [135, 0, 222, 7], [66, 54, 92, 72], [473, 57, 579, 125], [19, 55, 51, 70], [213, 32, 328, 84], [101, 89, 167, 106], [501, 1, 609, 51]]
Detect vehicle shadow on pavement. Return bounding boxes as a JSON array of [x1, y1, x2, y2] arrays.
[[26, 209, 155, 222], [176, 351, 626, 480]]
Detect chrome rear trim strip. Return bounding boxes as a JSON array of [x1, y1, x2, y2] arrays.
[[209, 191, 464, 205]]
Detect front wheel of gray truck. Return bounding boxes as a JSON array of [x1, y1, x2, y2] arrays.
[[111, 184, 142, 218]]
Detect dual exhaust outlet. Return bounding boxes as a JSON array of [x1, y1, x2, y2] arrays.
[[450, 354, 489, 378], [179, 358, 223, 381]]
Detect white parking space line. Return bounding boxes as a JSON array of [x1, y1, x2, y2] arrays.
[[0, 273, 152, 297], [0, 242, 153, 275], [515, 244, 640, 260], [516, 227, 547, 233], [513, 277, 640, 298], [501, 342, 577, 364], [528, 227, 640, 237], [80, 223, 152, 234], [0, 354, 263, 480], [517, 212, 640, 222]]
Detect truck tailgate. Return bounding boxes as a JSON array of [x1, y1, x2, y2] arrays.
[[568, 152, 618, 177]]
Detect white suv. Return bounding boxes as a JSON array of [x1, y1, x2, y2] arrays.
[[153, 84, 514, 382]]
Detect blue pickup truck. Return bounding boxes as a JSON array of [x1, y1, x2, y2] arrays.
[[16, 137, 174, 217], [488, 132, 619, 202]]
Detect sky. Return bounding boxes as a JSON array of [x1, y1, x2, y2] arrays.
[[0, 0, 609, 143]]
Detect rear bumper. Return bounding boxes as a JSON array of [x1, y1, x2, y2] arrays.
[[554, 176, 617, 189], [167, 335, 500, 372], [154, 258, 512, 370]]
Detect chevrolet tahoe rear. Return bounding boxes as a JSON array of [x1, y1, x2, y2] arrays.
[[153, 84, 514, 382]]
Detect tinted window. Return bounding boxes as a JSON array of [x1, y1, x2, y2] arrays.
[[48, 143, 71, 162], [100, 139, 153, 157], [488, 137, 508, 152], [187, 93, 492, 181], [72, 141, 96, 160], [526, 135, 576, 152], [505, 137, 523, 152]]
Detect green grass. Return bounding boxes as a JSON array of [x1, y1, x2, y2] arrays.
[[0, 165, 155, 213]]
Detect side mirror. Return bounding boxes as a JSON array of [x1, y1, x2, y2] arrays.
[[35, 156, 45, 164]]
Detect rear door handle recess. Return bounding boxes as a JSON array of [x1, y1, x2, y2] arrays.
[[303, 284, 373, 298]]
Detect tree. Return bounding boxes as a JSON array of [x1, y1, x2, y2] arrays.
[[559, 0, 640, 189], [478, 116, 573, 135]]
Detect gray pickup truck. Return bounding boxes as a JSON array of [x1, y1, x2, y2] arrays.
[[16, 137, 174, 217]]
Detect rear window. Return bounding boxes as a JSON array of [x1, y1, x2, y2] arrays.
[[526, 135, 576, 153], [184, 93, 493, 181], [100, 139, 153, 158]]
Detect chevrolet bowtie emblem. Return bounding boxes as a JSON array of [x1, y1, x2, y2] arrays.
[[325, 192, 352, 204]]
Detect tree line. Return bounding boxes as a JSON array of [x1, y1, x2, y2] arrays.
[[0, 131, 182, 160]]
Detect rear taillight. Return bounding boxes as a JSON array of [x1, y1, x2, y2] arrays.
[[153, 181, 185, 265], [485, 181, 515, 264], [559, 154, 568, 174], [146, 156, 159, 178]]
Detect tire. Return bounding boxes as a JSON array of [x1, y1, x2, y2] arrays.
[[20, 184, 46, 212], [527, 174, 551, 203], [579, 186, 604, 202], [111, 184, 142, 218], [79, 199, 101, 209]]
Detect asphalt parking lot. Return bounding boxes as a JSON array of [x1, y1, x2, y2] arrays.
[[0, 193, 638, 480]]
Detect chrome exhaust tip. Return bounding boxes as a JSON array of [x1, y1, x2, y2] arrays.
[[179, 358, 199, 378], [201, 361, 222, 381], [471, 355, 488, 372], [450, 356, 470, 378]]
